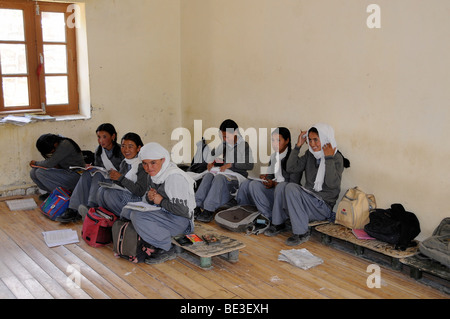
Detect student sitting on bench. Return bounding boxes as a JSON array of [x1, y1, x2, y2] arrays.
[[30, 134, 85, 198], [265, 123, 344, 246], [236, 127, 301, 221], [121, 142, 196, 264], [195, 119, 254, 223]]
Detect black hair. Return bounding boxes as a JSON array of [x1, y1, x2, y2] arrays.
[[121, 132, 144, 148], [219, 119, 239, 132], [36, 133, 81, 158], [308, 126, 350, 168], [95, 123, 121, 158], [272, 127, 292, 171]]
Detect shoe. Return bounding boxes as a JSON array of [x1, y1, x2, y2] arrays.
[[286, 231, 310, 246], [38, 193, 50, 201], [264, 223, 287, 237], [145, 246, 177, 265], [55, 208, 81, 223], [78, 204, 90, 220], [196, 209, 214, 223], [193, 207, 202, 219]]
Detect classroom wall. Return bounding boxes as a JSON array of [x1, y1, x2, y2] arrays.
[[1, 0, 449, 240], [180, 0, 450, 239], [0, 0, 182, 193]]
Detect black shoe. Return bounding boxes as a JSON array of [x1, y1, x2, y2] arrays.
[[193, 207, 202, 219], [286, 231, 310, 246], [196, 209, 214, 223], [56, 208, 81, 223], [145, 246, 177, 265], [39, 193, 50, 201], [264, 223, 288, 237]]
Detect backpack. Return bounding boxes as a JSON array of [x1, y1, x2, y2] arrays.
[[335, 187, 376, 229], [419, 217, 450, 268], [364, 203, 421, 251], [214, 205, 270, 235], [40, 187, 71, 221], [112, 219, 147, 263], [82, 207, 117, 247]]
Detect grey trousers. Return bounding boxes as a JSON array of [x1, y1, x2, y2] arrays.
[[68, 171, 107, 211], [97, 187, 142, 216], [195, 173, 239, 211], [236, 179, 276, 220], [281, 183, 332, 235], [30, 167, 81, 193], [121, 207, 192, 251]]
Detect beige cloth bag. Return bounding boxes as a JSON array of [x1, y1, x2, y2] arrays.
[[335, 187, 376, 229]]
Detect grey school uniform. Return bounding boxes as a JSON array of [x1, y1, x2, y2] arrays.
[[121, 174, 194, 251], [273, 146, 344, 235], [30, 139, 85, 193], [195, 136, 254, 212], [68, 144, 124, 210], [97, 161, 148, 216], [236, 150, 301, 220]]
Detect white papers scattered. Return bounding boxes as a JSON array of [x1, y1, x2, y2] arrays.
[[278, 248, 323, 270], [6, 198, 38, 211], [42, 229, 79, 248]]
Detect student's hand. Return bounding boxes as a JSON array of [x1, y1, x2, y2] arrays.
[[109, 169, 121, 181], [147, 188, 163, 205], [296, 130, 308, 148], [220, 163, 232, 172], [29, 160, 36, 167], [322, 143, 336, 157], [207, 163, 214, 171], [263, 179, 277, 189]]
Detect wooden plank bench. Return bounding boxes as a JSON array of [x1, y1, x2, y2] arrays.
[[172, 223, 246, 270], [314, 223, 419, 270], [400, 254, 450, 281]]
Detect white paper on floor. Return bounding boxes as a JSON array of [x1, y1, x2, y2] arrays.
[[278, 248, 323, 270]]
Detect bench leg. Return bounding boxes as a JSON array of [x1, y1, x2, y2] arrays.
[[409, 267, 423, 280], [321, 234, 331, 245], [222, 250, 239, 263], [200, 257, 212, 269]]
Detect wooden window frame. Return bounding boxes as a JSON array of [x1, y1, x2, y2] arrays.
[[0, 0, 79, 116]]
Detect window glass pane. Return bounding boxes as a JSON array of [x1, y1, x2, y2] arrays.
[[0, 44, 27, 75], [44, 45, 67, 74], [42, 12, 66, 43], [45, 76, 68, 105], [0, 9, 25, 41], [2, 77, 29, 107]]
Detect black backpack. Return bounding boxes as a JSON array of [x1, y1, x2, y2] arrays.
[[364, 203, 421, 251]]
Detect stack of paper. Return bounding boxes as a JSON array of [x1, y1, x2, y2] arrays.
[[6, 198, 37, 211], [42, 229, 79, 247]]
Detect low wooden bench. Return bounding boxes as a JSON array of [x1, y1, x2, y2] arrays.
[[314, 223, 418, 270], [400, 254, 450, 281], [172, 222, 246, 270]]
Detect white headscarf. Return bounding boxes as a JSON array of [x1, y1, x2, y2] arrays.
[[123, 157, 141, 183], [139, 142, 196, 215], [307, 123, 337, 192]]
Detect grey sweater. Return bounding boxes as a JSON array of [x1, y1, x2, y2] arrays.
[[116, 162, 148, 197], [286, 145, 344, 209], [35, 139, 85, 169]]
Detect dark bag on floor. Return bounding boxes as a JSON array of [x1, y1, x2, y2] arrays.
[[214, 205, 270, 235], [112, 219, 147, 263], [419, 217, 450, 268], [40, 187, 71, 221], [82, 207, 117, 247], [364, 203, 420, 250]]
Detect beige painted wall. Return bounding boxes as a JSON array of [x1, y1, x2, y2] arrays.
[[1, 0, 449, 239], [0, 0, 182, 192], [180, 0, 450, 239]]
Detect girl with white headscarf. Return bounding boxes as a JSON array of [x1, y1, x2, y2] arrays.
[[120, 142, 196, 264], [265, 123, 346, 246]]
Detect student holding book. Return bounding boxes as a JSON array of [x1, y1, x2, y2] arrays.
[[96, 132, 148, 216], [236, 127, 301, 220], [30, 133, 85, 198], [120, 142, 196, 264], [195, 119, 254, 223], [57, 123, 124, 223], [265, 123, 345, 246]]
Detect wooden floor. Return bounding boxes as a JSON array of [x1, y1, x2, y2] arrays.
[[0, 195, 448, 300]]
